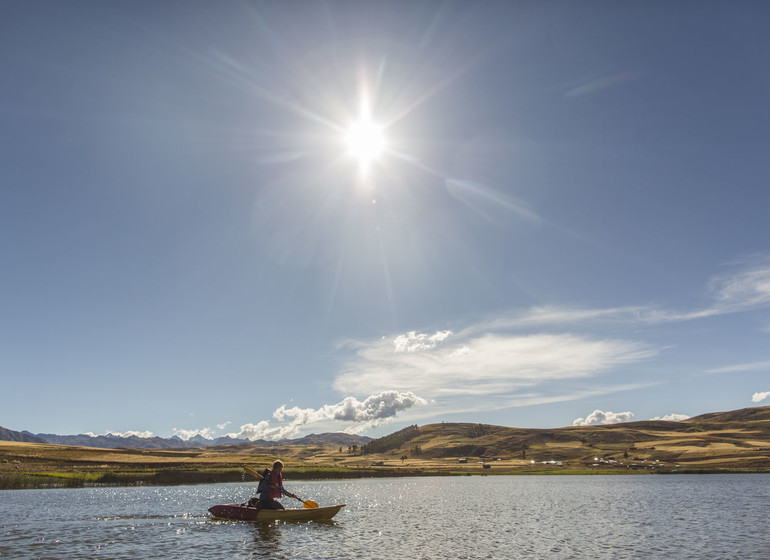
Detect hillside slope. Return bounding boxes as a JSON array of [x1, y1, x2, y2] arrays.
[[361, 406, 770, 470]]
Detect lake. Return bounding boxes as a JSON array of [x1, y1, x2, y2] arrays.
[[1, 474, 767, 559]]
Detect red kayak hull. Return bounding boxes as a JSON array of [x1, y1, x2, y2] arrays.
[[208, 503, 344, 522]]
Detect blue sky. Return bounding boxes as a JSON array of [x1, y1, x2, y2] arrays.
[[2, 1, 769, 441]]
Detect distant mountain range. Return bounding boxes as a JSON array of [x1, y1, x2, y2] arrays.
[[0, 427, 371, 449], [0, 426, 47, 444]]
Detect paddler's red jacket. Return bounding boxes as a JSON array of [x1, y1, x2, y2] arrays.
[[264, 469, 284, 499]]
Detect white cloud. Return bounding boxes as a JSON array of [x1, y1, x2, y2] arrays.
[[172, 427, 215, 441], [227, 391, 428, 441], [103, 430, 154, 438], [393, 330, 452, 352], [335, 331, 657, 401], [275, 391, 427, 424], [649, 413, 690, 421], [228, 421, 299, 442], [216, 421, 232, 430], [572, 410, 635, 426], [752, 391, 770, 403]]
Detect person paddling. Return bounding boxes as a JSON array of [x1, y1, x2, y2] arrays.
[[257, 460, 297, 510]]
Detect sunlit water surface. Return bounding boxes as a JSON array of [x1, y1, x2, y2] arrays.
[[1, 474, 768, 559]]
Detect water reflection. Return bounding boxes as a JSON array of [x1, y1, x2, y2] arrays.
[[248, 518, 342, 559], [251, 522, 282, 557]]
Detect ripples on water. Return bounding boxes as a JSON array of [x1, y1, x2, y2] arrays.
[[1, 475, 768, 559]]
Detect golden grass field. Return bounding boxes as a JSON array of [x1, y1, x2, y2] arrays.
[[2, 406, 768, 488]]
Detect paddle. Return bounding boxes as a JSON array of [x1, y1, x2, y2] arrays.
[[242, 464, 319, 509]]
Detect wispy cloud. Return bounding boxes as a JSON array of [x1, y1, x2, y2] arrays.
[[709, 258, 770, 311], [335, 331, 658, 401], [421, 382, 660, 418], [572, 410, 634, 426], [465, 258, 770, 330], [459, 305, 652, 334], [655, 258, 770, 321], [752, 391, 770, 403], [513, 258, 770, 327], [706, 361, 770, 375], [563, 71, 643, 98]]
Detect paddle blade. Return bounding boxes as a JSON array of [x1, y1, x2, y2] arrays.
[[294, 495, 319, 508]]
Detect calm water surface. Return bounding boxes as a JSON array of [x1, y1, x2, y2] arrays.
[[1, 474, 768, 559]]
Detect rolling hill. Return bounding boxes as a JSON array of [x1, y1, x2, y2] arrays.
[[359, 405, 770, 470]]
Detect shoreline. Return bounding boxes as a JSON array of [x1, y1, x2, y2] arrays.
[[3, 434, 768, 490], [3, 464, 769, 490]]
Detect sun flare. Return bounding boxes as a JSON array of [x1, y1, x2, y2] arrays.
[[345, 116, 385, 169]]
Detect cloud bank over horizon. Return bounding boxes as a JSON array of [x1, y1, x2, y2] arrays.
[[649, 413, 691, 422], [225, 390, 428, 441], [135, 258, 770, 441], [572, 410, 692, 426], [572, 410, 635, 426], [84, 430, 155, 439]]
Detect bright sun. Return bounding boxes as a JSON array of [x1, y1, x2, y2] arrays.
[[345, 117, 384, 169]]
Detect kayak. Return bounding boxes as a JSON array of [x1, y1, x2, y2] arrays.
[[209, 503, 345, 522]]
